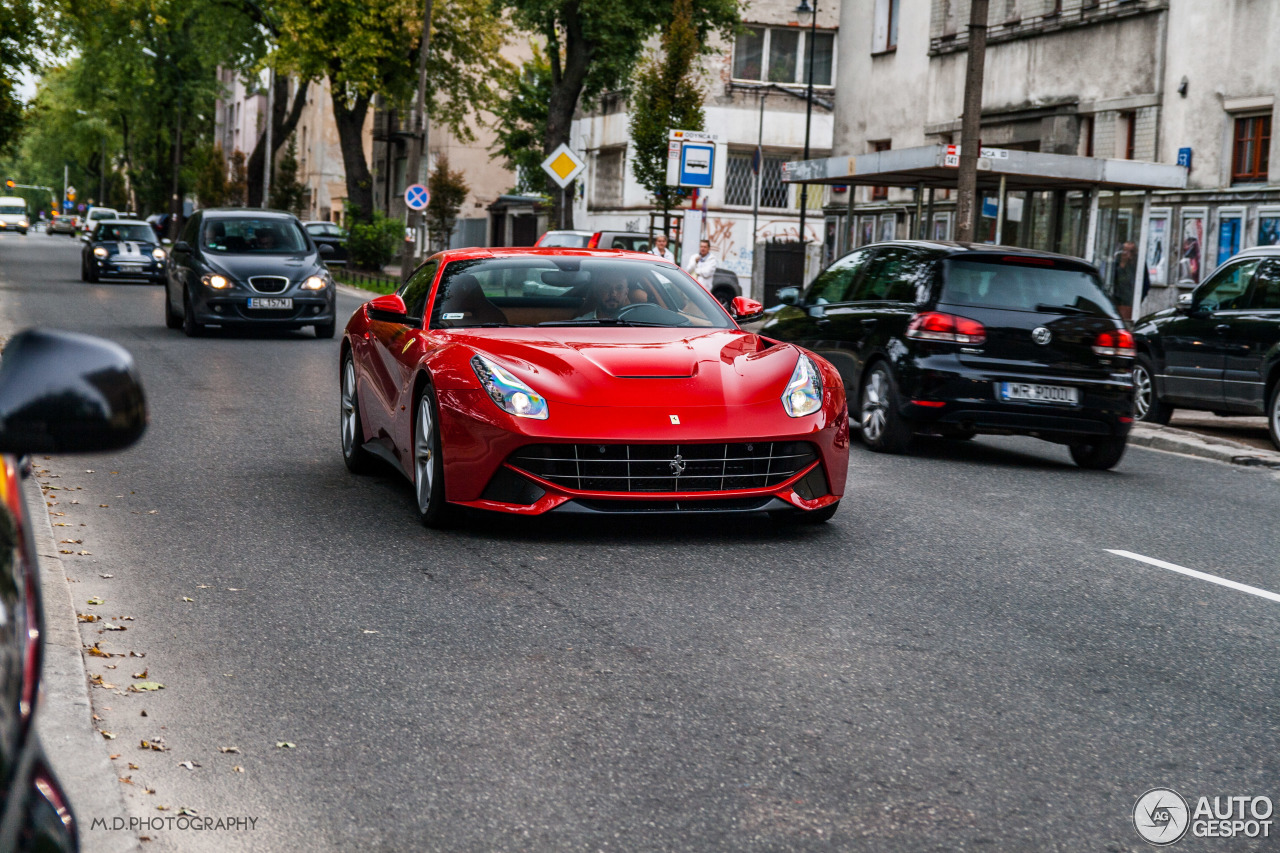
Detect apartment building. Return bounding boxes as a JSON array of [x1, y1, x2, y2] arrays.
[[820, 0, 1278, 311], [570, 0, 838, 277]]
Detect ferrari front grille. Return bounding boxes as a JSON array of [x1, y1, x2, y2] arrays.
[[508, 442, 818, 493], [249, 275, 289, 293]]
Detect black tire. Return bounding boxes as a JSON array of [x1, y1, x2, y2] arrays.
[[79, 256, 88, 282], [1069, 437, 1127, 470], [943, 428, 976, 441], [1132, 357, 1173, 425], [315, 320, 336, 339], [858, 361, 912, 453], [412, 385, 458, 528], [1268, 381, 1280, 452], [164, 285, 182, 329], [182, 287, 204, 337], [340, 354, 376, 474]]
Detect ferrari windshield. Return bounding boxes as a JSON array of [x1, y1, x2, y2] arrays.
[[95, 224, 157, 242], [428, 257, 734, 329], [202, 217, 308, 253]]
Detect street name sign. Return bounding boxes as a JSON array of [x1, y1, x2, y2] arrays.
[[541, 144, 586, 188]]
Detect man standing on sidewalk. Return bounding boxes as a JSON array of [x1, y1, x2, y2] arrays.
[[685, 239, 717, 291], [651, 233, 676, 263]]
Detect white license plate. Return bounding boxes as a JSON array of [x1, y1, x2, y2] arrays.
[[997, 382, 1079, 405], [248, 297, 293, 309], [119, 265, 144, 272]]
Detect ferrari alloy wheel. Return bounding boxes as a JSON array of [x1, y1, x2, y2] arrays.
[[413, 387, 455, 528], [860, 363, 911, 454], [340, 355, 375, 474], [1132, 358, 1172, 425], [182, 287, 204, 337]]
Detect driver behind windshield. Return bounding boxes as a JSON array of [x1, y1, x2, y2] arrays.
[[575, 271, 632, 320]]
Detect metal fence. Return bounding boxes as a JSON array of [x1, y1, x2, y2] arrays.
[[333, 269, 399, 294]]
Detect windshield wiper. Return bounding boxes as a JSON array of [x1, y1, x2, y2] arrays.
[[539, 318, 669, 327]]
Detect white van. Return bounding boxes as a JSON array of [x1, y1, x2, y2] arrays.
[[0, 197, 29, 235], [80, 206, 120, 236]]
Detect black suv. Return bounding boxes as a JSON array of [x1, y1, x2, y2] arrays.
[[761, 242, 1136, 469], [1132, 246, 1280, 449]]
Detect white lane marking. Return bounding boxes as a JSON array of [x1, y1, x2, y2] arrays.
[[1107, 549, 1280, 604]]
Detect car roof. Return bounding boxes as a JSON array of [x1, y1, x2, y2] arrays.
[[96, 219, 153, 227], [413, 246, 682, 269], [857, 239, 1100, 268], [1230, 245, 1280, 259], [200, 208, 300, 220]]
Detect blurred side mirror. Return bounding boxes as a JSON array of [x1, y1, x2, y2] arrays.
[[161, 237, 172, 246], [172, 241, 191, 254], [79, 233, 90, 242], [777, 287, 801, 307], [1176, 292, 1194, 312], [0, 329, 147, 455], [367, 293, 408, 322], [318, 243, 335, 256], [730, 296, 765, 323]]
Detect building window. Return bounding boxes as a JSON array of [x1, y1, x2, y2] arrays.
[[1122, 111, 1135, 160], [761, 154, 792, 209], [733, 26, 835, 86], [870, 140, 891, 200], [591, 148, 625, 208], [726, 151, 756, 206], [873, 0, 900, 53], [1232, 114, 1272, 184]]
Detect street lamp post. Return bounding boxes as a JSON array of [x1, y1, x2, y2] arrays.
[[796, 0, 819, 246]]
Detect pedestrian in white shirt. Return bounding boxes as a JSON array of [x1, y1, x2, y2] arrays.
[[685, 240, 718, 290], [650, 233, 676, 263]]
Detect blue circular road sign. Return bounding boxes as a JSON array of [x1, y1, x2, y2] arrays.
[[404, 184, 430, 211]]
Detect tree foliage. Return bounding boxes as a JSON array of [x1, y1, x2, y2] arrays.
[[269, 136, 307, 215], [425, 155, 469, 251], [493, 0, 739, 226], [489, 47, 552, 195], [629, 0, 705, 216]]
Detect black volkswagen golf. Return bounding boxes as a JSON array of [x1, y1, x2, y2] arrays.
[[164, 209, 336, 338], [761, 242, 1136, 469]]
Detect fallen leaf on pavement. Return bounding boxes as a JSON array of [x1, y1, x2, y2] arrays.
[[363, 630, 379, 634], [109, 754, 120, 760], [128, 763, 139, 770], [132, 669, 148, 679], [99, 574, 113, 578], [102, 624, 126, 631], [181, 597, 194, 602], [59, 539, 82, 544], [100, 731, 116, 739], [275, 742, 296, 749], [131, 681, 164, 692], [77, 613, 98, 623], [129, 651, 145, 658], [197, 584, 213, 589], [155, 805, 168, 811], [78, 550, 91, 555], [218, 746, 240, 754], [140, 739, 168, 752], [144, 787, 155, 794], [87, 644, 110, 658], [58, 550, 73, 555], [177, 807, 197, 816], [99, 504, 108, 508], [232, 766, 244, 773], [87, 597, 104, 605], [119, 776, 133, 785], [177, 761, 199, 770], [148, 510, 157, 514]]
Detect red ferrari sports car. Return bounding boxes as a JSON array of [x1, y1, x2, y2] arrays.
[[339, 248, 849, 525]]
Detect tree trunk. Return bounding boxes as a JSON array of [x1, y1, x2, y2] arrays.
[[955, 0, 989, 243], [247, 77, 310, 208], [331, 89, 374, 222], [544, 10, 592, 229]]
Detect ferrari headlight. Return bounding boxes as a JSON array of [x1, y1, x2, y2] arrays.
[[93, 246, 108, 258], [472, 354, 548, 420], [301, 274, 328, 290], [782, 355, 823, 418], [151, 248, 165, 260], [203, 274, 230, 289]]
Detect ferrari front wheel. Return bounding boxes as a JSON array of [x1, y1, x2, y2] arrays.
[[340, 355, 375, 474], [413, 386, 457, 528]]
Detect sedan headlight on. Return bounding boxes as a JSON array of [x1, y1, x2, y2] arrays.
[[151, 248, 166, 261], [301, 274, 328, 290], [93, 246, 108, 258], [202, 274, 230, 289], [472, 354, 549, 420], [782, 354, 823, 418]]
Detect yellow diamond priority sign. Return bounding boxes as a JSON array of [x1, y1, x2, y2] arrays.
[[540, 143, 586, 188]]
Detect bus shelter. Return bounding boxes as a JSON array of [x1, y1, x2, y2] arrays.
[[783, 145, 1188, 319]]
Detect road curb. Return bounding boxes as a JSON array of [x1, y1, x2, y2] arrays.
[[25, 477, 140, 853], [1129, 423, 1280, 469]]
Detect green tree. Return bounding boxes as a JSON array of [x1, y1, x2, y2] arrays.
[[0, 0, 41, 155], [195, 144, 229, 208], [227, 150, 249, 207], [269, 135, 307, 215], [494, 0, 738, 227], [346, 207, 404, 270], [273, 0, 511, 223], [629, 0, 704, 227], [490, 47, 552, 195], [425, 155, 469, 252]]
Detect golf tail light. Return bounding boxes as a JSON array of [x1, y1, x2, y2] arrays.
[[906, 311, 986, 345], [93, 246, 108, 258], [301, 275, 327, 290], [782, 355, 823, 418], [1092, 328, 1136, 357], [472, 355, 549, 420]]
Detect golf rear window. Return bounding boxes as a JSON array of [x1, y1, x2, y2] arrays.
[[940, 258, 1118, 318]]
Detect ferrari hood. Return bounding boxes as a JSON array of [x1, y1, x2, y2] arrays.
[[448, 328, 803, 408]]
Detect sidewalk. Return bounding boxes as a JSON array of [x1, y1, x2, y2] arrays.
[[1129, 416, 1280, 470]]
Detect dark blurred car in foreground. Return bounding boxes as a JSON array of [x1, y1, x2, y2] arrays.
[[1132, 246, 1280, 449], [164, 209, 336, 338], [0, 327, 149, 852], [304, 221, 349, 266], [80, 220, 166, 284], [761, 241, 1135, 469], [47, 215, 78, 236]]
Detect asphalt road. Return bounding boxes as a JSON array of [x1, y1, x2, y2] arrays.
[[3, 230, 1280, 852]]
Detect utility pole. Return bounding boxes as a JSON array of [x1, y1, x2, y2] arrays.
[[262, 68, 274, 208], [796, 0, 819, 246], [955, 0, 989, 243], [400, 0, 434, 281]]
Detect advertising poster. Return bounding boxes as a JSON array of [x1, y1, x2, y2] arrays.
[[1146, 214, 1168, 287], [1177, 213, 1204, 286], [860, 216, 875, 247], [1218, 213, 1242, 264], [879, 214, 896, 242], [1259, 214, 1280, 247]]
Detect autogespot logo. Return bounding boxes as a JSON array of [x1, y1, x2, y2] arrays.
[[1134, 788, 1190, 846]]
